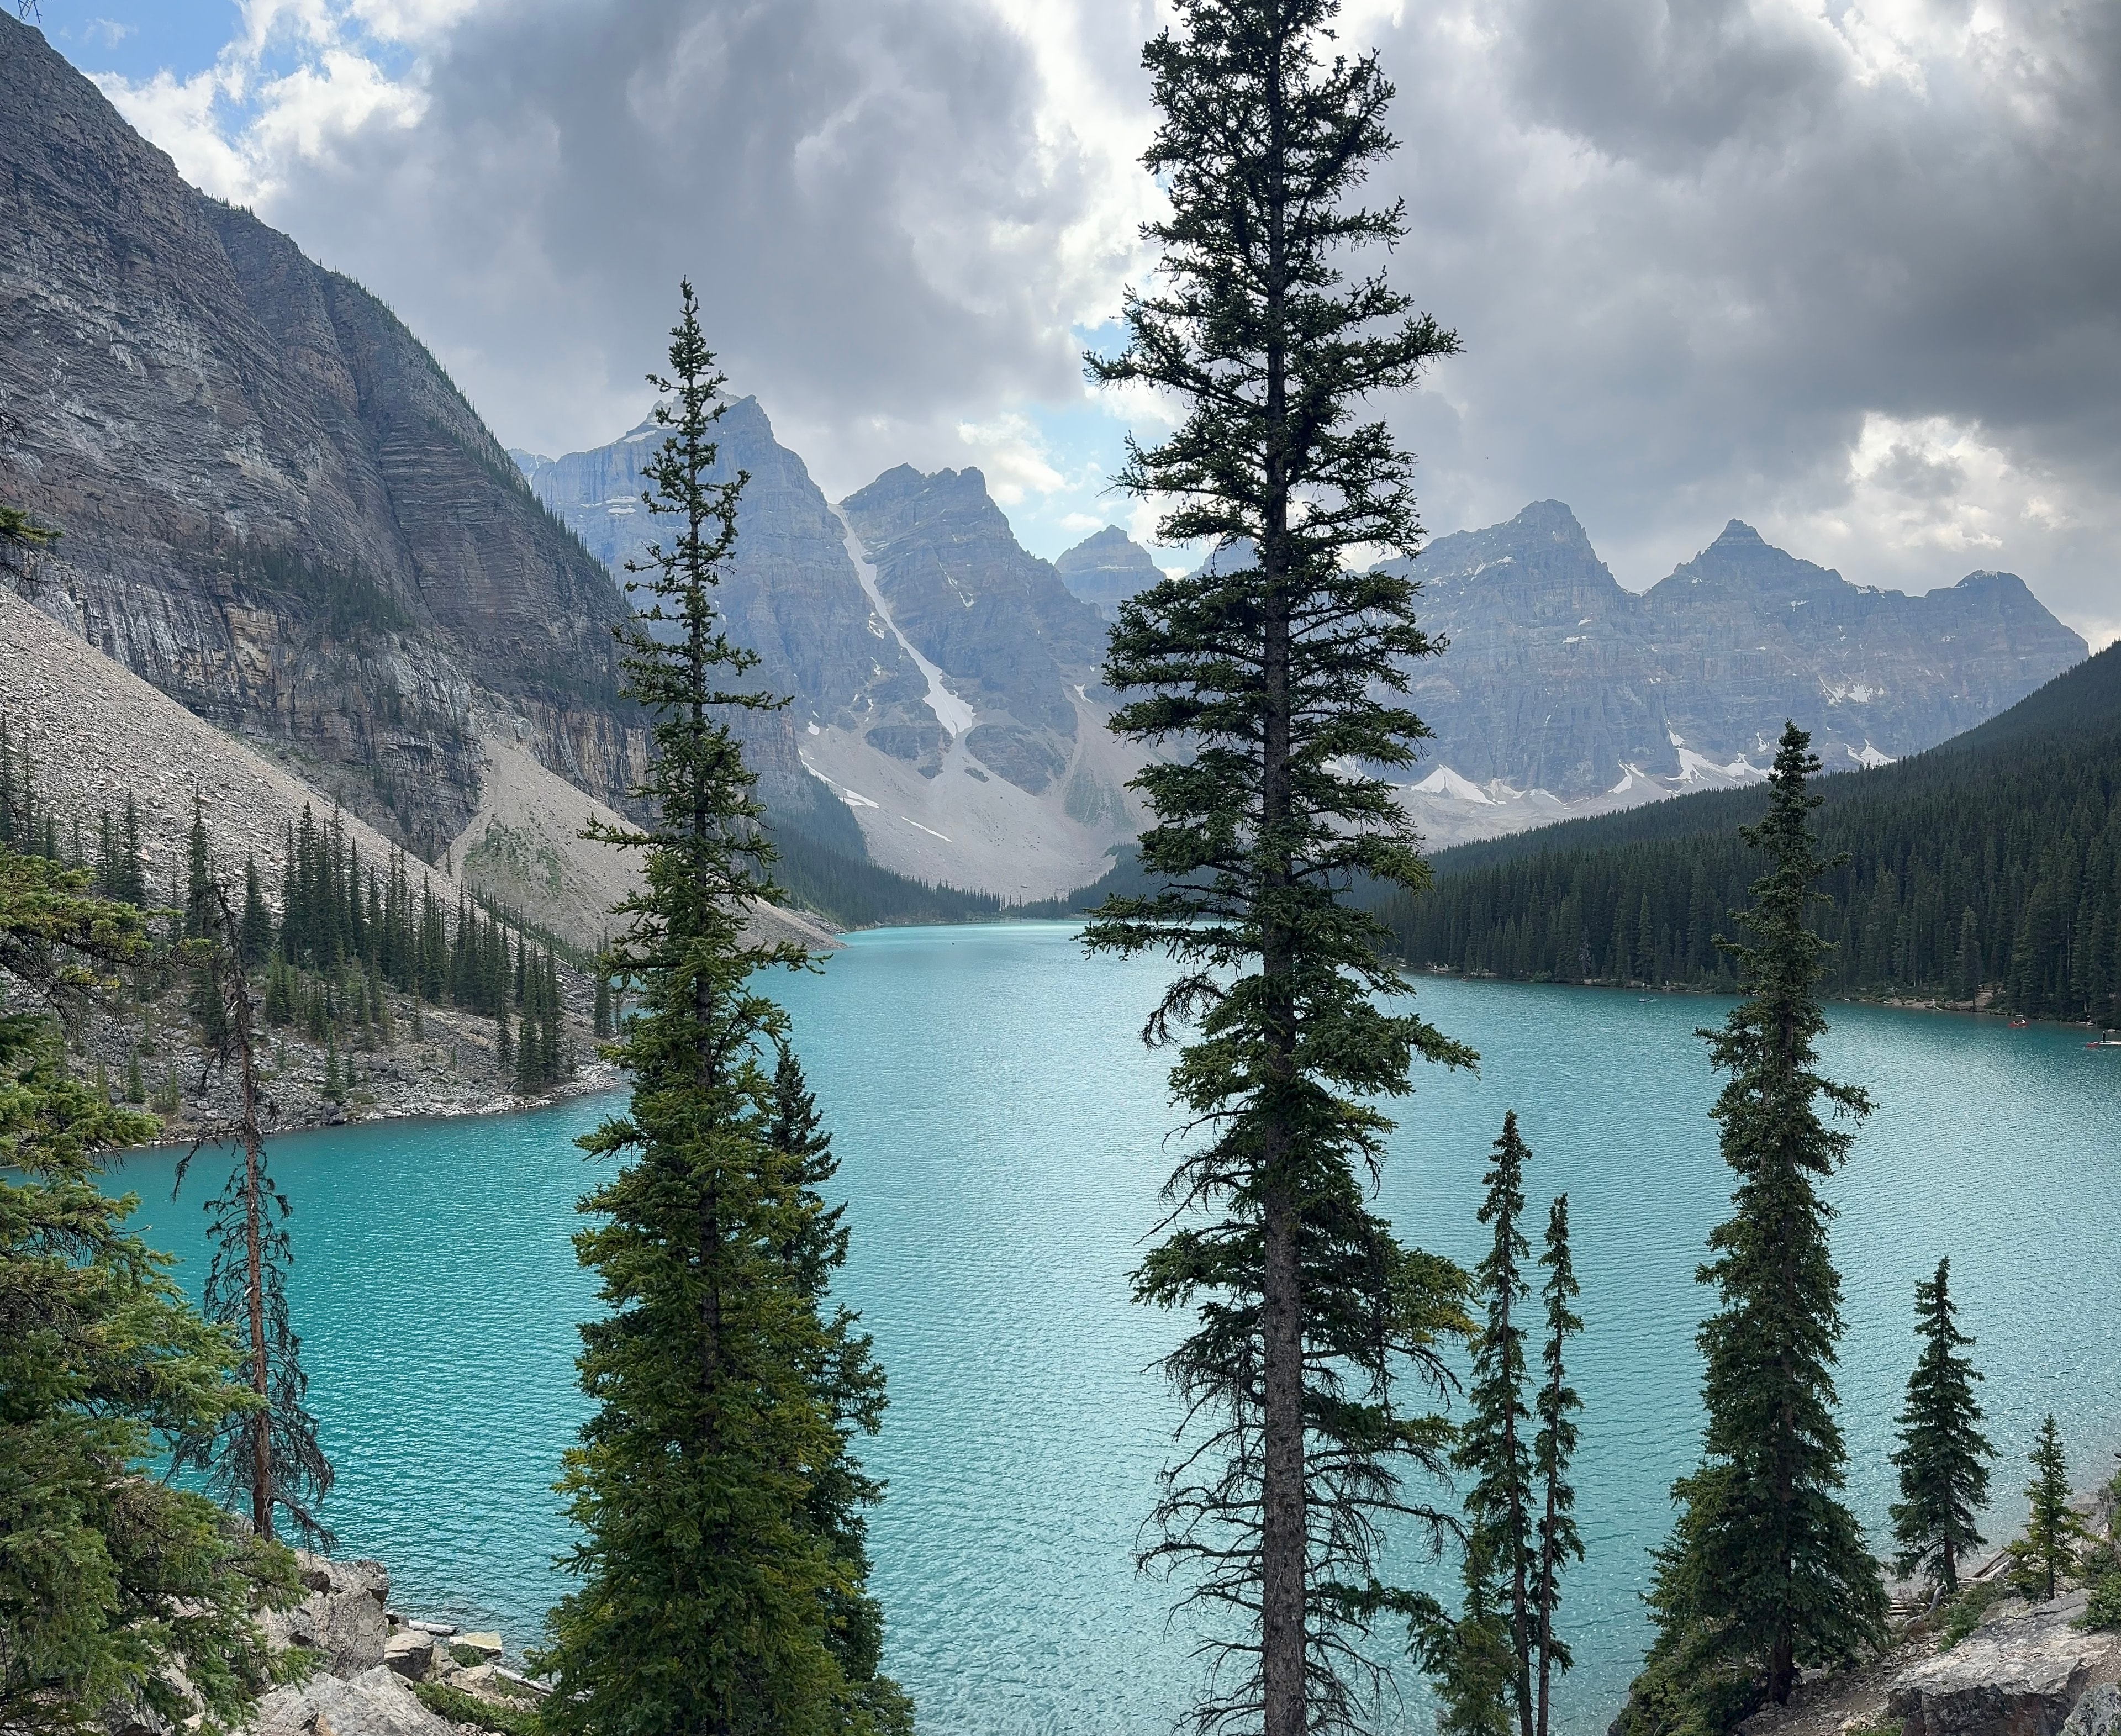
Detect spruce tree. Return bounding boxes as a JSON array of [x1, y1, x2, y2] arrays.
[[184, 794, 211, 938], [767, 1048, 911, 1733], [2019, 1416, 2083, 1604], [240, 857, 273, 970], [173, 883, 335, 1544], [1531, 1196, 1582, 1736], [0, 847, 301, 1732], [539, 282, 900, 1736], [1083, 4, 1470, 1729], [1889, 1258, 1991, 1595], [1640, 724, 1885, 1713], [1454, 1112, 1535, 1736]]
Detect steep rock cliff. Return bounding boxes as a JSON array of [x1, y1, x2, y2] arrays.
[[0, 14, 642, 856]]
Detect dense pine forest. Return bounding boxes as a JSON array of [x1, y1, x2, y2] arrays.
[[0, 714, 582, 1093], [1373, 641, 2121, 1022]]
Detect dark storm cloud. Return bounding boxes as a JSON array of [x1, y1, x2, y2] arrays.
[[218, 0, 2121, 636], [257, 0, 1110, 473], [1361, 0, 2121, 629]]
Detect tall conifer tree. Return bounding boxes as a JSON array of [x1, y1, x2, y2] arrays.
[[1889, 1258, 1991, 1595], [1642, 723, 1885, 1714], [2019, 1416, 2083, 1604], [539, 283, 899, 1736], [175, 882, 335, 1545], [766, 1048, 910, 1734], [1531, 1196, 1582, 1736], [0, 848, 300, 1733], [1084, 5, 1471, 1729], [1455, 1112, 1535, 1736]]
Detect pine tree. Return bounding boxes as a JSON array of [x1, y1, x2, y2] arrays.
[[767, 1047, 911, 1733], [1082, 5, 1470, 1730], [173, 882, 335, 1545], [184, 793, 211, 938], [593, 967, 613, 1040], [2019, 1416, 2085, 1604], [1889, 1258, 1992, 1595], [539, 282, 900, 1736], [1638, 724, 1886, 1715], [241, 856, 273, 969], [1531, 1196, 1582, 1736], [115, 793, 145, 906], [1453, 1112, 1536, 1736], [124, 1044, 146, 1105], [0, 847, 301, 1732]]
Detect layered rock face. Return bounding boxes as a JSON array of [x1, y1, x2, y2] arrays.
[[524, 418, 1142, 896], [839, 464, 1110, 798], [1056, 524, 1163, 620], [0, 15, 641, 855], [1389, 502, 2086, 801]]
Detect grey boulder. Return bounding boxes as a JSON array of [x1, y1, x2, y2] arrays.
[[262, 1553, 391, 1676], [382, 1629, 437, 1681], [252, 1666, 452, 1736], [2064, 1684, 2121, 1736], [1891, 1593, 2118, 1736]]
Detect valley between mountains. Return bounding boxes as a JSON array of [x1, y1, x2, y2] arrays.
[[0, 8, 2089, 928]]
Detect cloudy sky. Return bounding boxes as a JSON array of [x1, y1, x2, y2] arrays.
[[42, 0, 2121, 645]]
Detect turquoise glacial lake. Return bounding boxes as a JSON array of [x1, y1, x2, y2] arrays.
[[106, 923, 2121, 1735]]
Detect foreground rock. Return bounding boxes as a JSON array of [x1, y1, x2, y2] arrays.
[[262, 1554, 391, 1677], [253, 1667, 456, 1736], [1890, 1592, 2121, 1736]]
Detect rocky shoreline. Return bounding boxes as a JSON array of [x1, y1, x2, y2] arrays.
[[236, 1554, 548, 1736]]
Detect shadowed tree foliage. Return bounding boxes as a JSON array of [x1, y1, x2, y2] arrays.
[[1531, 1195, 1582, 1736], [0, 849, 301, 1733], [1889, 1258, 1992, 1596], [1080, 2, 1471, 1731], [1627, 724, 1886, 1733], [1445, 1114, 1534, 1736], [173, 879, 335, 1547], [537, 283, 902, 1736]]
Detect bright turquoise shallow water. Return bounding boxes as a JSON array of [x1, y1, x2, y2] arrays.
[[107, 924, 2121, 1735]]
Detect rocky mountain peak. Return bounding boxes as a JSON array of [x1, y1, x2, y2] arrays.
[[0, 13, 639, 853], [1057, 525, 1161, 620], [1510, 498, 1597, 548]]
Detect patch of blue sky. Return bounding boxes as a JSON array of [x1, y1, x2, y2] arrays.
[[996, 318, 1199, 572], [40, 0, 238, 82], [44, 0, 419, 122]]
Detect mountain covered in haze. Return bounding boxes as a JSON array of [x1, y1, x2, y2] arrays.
[[0, 13, 646, 857], [1380, 502, 2084, 842], [518, 414, 1143, 898]]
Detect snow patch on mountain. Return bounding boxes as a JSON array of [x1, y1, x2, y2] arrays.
[[830, 508, 978, 738], [1413, 765, 1495, 804]]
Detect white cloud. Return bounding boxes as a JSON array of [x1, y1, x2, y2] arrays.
[[75, 0, 2121, 642]]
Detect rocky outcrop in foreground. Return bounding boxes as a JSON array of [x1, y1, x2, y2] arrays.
[[1891, 1593, 2120, 1736], [1724, 1589, 2121, 1736], [248, 1554, 543, 1736]]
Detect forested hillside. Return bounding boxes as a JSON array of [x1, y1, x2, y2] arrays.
[[1376, 640, 2121, 1022]]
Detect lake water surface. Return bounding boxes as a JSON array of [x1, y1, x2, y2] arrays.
[[108, 924, 2121, 1735]]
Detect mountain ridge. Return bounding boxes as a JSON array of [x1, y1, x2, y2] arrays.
[[0, 12, 643, 857]]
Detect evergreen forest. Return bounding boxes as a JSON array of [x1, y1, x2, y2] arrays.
[[1372, 640, 2121, 1021]]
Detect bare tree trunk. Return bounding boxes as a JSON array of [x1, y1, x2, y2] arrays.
[[1257, 25, 1307, 1729]]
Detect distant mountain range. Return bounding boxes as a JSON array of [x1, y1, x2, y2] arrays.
[[515, 413, 1143, 898], [1037, 499, 2085, 851], [0, 8, 2087, 906]]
